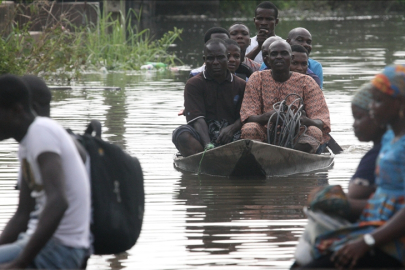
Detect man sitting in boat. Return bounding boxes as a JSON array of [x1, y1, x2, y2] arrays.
[[259, 36, 282, 71], [287, 27, 323, 89], [189, 27, 230, 78], [172, 38, 246, 157], [224, 39, 248, 81], [290, 45, 321, 88], [240, 40, 330, 154]]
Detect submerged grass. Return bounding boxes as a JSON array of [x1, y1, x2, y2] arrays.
[[0, 1, 182, 81]]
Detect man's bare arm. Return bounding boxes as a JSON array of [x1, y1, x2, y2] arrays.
[[245, 110, 276, 126], [300, 115, 324, 131], [192, 118, 211, 147], [246, 46, 262, 61], [9, 152, 68, 269], [0, 179, 35, 245], [246, 29, 269, 60]]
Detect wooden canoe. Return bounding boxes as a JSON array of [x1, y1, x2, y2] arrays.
[[173, 139, 334, 177]]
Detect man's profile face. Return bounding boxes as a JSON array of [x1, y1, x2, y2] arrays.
[[262, 46, 271, 68], [288, 29, 312, 55], [204, 43, 228, 78], [290, 52, 308, 74], [269, 42, 291, 72], [262, 37, 282, 68], [253, 8, 278, 35], [0, 106, 14, 141]]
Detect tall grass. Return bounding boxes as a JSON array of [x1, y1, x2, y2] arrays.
[[81, 8, 182, 71], [0, 1, 183, 80]]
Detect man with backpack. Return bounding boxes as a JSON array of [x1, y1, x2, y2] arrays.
[[20, 75, 145, 261], [0, 75, 91, 269]]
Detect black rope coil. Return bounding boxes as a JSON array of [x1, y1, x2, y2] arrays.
[[267, 93, 307, 149]]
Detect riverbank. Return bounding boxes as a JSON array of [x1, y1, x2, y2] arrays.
[[0, 1, 182, 81]]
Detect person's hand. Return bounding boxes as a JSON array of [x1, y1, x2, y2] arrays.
[[331, 238, 370, 269], [265, 110, 281, 125], [257, 29, 269, 47], [300, 110, 310, 126], [217, 125, 235, 144]]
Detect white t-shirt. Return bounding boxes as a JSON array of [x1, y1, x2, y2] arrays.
[[18, 117, 90, 249], [246, 35, 282, 64]]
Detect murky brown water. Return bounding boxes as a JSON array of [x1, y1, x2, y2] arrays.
[[0, 13, 405, 269]]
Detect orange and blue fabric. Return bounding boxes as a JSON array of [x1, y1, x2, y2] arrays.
[[352, 83, 373, 111], [372, 64, 405, 97], [309, 185, 350, 218], [312, 129, 405, 265]]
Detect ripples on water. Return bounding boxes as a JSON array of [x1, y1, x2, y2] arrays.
[[0, 14, 404, 269]]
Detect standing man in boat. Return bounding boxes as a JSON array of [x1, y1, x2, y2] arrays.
[[240, 40, 330, 153], [172, 38, 246, 157], [245, 1, 280, 64], [287, 27, 324, 89]]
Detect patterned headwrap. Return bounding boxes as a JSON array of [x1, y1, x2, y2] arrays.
[[371, 64, 405, 97], [352, 83, 373, 111]]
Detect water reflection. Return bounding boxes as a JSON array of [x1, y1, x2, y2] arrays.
[[0, 14, 404, 269], [175, 173, 328, 268], [177, 174, 324, 247]]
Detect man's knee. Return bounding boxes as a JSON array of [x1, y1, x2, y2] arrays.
[[175, 131, 204, 157], [295, 135, 320, 153], [177, 131, 195, 148]]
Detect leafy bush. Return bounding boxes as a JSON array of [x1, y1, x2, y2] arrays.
[[0, 1, 183, 81], [80, 8, 182, 71]]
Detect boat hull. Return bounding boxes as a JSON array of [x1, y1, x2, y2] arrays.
[[173, 139, 334, 177]]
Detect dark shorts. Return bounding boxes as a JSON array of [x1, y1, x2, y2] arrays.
[[172, 125, 203, 150]]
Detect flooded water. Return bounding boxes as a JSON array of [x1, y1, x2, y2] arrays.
[[1, 13, 405, 269]]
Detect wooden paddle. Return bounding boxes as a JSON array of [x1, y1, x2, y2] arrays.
[[327, 134, 343, 154]]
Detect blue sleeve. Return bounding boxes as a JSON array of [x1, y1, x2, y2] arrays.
[[308, 59, 323, 89]]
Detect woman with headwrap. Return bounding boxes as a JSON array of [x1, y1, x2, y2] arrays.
[[297, 65, 405, 269], [349, 83, 387, 200]]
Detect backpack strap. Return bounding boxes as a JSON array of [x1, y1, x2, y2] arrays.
[[84, 120, 102, 138]]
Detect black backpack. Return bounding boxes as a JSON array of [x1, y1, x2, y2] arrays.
[[235, 62, 253, 78], [74, 120, 145, 255]]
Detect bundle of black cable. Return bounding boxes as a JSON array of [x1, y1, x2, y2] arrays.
[[267, 93, 306, 149]]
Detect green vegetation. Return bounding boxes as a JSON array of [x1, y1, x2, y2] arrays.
[[0, 1, 182, 81], [79, 9, 182, 71]]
